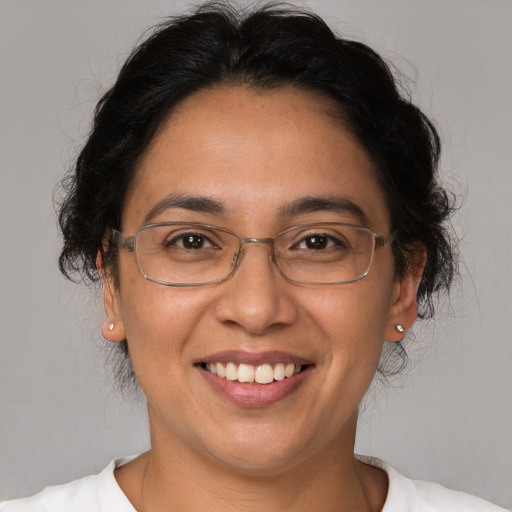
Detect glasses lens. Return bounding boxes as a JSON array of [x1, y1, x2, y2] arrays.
[[134, 224, 239, 286], [275, 224, 375, 284]]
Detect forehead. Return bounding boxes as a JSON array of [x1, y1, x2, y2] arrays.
[[124, 86, 390, 232]]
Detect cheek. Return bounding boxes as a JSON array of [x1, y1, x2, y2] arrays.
[[117, 286, 201, 402], [117, 266, 217, 368], [288, 283, 394, 440], [310, 280, 394, 368]]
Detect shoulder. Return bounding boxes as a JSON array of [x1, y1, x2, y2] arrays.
[[0, 457, 136, 512], [357, 455, 509, 512]]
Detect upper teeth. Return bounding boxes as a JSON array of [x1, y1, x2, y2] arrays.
[[206, 362, 301, 384]]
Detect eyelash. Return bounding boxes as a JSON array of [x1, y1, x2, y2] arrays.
[[164, 232, 217, 250], [292, 233, 350, 250]]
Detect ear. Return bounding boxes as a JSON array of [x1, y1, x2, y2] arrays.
[[97, 250, 126, 343], [385, 248, 426, 342]]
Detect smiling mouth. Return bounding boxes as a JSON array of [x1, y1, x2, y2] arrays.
[[200, 362, 305, 385]]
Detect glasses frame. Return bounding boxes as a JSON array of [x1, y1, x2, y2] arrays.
[[112, 222, 393, 287]]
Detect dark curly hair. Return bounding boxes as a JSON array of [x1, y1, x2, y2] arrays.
[[58, 2, 457, 385]]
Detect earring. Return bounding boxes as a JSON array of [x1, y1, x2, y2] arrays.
[[108, 321, 116, 331], [395, 324, 405, 333]]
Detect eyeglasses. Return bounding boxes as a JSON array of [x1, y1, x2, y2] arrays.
[[112, 222, 392, 287]]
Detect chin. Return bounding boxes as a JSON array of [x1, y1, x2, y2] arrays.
[[201, 425, 314, 475], [212, 450, 304, 476]]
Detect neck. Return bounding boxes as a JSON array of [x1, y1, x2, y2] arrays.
[[119, 413, 387, 512]]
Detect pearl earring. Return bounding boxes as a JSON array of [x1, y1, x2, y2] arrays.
[[395, 324, 405, 333], [108, 322, 116, 331]]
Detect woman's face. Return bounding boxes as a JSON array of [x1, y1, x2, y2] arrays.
[[104, 86, 417, 473]]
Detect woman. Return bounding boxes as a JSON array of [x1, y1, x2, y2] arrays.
[[1, 3, 508, 511]]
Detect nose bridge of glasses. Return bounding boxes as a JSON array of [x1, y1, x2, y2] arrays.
[[239, 237, 275, 246], [233, 237, 277, 267]]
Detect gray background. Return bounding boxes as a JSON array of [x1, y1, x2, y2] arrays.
[[0, 0, 510, 508]]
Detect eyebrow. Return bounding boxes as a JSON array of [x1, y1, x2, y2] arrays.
[[144, 194, 225, 224], [143, 193, 369, 226], [279, 196, 369, 225]]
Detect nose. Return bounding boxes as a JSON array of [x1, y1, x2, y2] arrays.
[[213, 242, 299, 335]]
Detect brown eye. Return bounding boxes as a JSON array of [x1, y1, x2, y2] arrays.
[[294, 233, 348, 251], [303, 235, 329, 250], [165, 232, 215, 250], [182, 234, 206, 249]]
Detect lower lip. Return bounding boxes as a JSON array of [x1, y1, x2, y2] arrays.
[[197, 365, 312, 407]]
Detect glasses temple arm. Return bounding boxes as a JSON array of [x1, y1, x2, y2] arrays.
[[111, 229, 135, 251]]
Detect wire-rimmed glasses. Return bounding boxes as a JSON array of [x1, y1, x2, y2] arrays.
[[112, 222, 392, 287]]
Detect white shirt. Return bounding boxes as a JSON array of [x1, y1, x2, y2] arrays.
[[0, 455, 508, 511]]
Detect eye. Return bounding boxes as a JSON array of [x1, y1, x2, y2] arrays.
[[299, 234, 330, 250], [293, 233, 349, 251], [164, 232, 216, 250]]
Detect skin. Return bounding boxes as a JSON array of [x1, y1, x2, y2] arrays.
[[101, 86, 423, 511]]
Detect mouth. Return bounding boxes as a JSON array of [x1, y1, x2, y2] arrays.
[[195, 352, 314, 407], [200, 361, 305, 385]]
